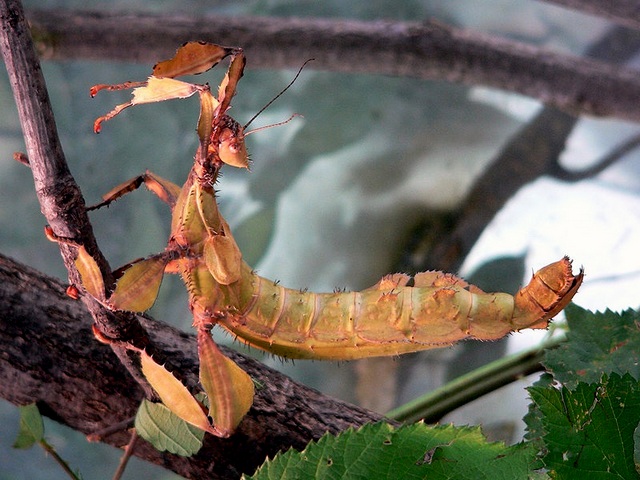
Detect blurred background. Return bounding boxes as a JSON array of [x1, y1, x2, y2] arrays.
[[1, 0, 640, 478]]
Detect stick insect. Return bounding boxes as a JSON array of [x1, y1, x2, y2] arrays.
[[65, 42, 583, 438]]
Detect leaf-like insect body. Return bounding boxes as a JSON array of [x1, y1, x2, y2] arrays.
[[212, 258, 583, 360], [140, 350, 219, 436], [90, 42, 585, 441], [204, 235, 242, 285], [197, 330, 254, 437], [152, 42, 238, 79], [217, 122, 249, 169], [74, 245, 105, 301], [512, 256, 583, 329], [132, 77, 200, 105], [94, 77, 201, 133], [197, 89, 218, 148], [108, 256, 167, 312]]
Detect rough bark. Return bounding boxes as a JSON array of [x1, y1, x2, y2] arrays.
[[0, 252, 387, 478], [0, 0, 155, 399], [26, 8, 640, 123]]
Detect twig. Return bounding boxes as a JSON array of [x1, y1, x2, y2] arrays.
[[26, 8, 640, 123], [40, 438, 82, 480], [0, 0, 155, 397], [550, 132, 640, 181], [112, 430, 139, 480]]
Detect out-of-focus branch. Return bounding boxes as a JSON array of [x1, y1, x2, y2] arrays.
[[26, 8, 640, 123], [418, 25, 640, 274]]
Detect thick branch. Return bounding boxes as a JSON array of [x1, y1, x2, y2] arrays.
[[0, 253, 385, 478], [27, 9, 640, 123]]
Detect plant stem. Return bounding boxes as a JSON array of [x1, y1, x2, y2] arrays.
[[112, 430, 139, 480], [385, 335, 566, 424], [39, 439, 81, 480]]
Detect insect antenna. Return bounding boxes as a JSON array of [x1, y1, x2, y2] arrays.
[[244, 113, 302, 137], [243, 58, 314, 130]]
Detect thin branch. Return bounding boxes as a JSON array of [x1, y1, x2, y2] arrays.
[[26, 8, 640, 123], [550, 132, 640, 181], [39, 439, 82, 480], [0, 0, 156, 398], [112, 431, 139, 480]]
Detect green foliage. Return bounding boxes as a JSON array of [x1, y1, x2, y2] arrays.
[[135, 399, 204, 456], [246, 422, 539, 480], [529, 373, 640, 479], [247, 306, 640, 479], [543, 305, 640, 388], [12, 403, 82, 479], [13, 403, 44, 449], [524, 307, 640, 479]]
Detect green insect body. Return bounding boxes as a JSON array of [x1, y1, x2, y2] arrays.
[[112, 168, 582, 362], [79, 42, 583, 437]]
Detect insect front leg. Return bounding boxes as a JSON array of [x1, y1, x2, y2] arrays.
[[87, 170, 181, 211]]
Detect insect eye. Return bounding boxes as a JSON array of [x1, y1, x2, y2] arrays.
[[218, 128, 249, 169]]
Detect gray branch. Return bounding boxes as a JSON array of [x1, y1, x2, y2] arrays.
[[27, 8, 640, 123]]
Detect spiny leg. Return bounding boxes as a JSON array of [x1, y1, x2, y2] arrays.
[[87, 170, 181, 211]]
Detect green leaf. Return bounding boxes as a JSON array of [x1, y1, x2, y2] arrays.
[[523, 372, 554, 447], [544, 305, 640, 388], [528, 372, 640, 479], [246, 422, 538, 480], [633, 423, 640, 475], [135, 399, 204, 456], [13, 403, 44, 449]]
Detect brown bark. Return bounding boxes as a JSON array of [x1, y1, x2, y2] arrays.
[[0, 252, 385, 478], [0, 0, 156, 399], [26, 8, 640, 123]]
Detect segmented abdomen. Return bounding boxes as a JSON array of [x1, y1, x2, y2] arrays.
[[215, 257, 583, 360]]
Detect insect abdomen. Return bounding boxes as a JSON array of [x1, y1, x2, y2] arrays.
[[219, 257, 582, 360]]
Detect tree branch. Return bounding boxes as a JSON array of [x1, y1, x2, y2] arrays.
[[0, 252, 385, 478], [417, 25, 640, 273], [0, 0, 158, 398], [26, 8, 640, 123]]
